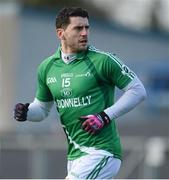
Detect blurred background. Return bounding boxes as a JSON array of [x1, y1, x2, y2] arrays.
[[0, 0, 169, 178]]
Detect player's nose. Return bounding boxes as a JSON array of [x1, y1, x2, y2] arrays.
[[81, 27, 88, 36]]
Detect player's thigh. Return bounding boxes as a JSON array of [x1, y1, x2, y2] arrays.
[[66, 154, 121, 179], [98, 156, 121, 179]]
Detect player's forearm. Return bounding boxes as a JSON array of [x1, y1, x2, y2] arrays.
[[104, 77, 147, 120], [27, 98, 53, 122]]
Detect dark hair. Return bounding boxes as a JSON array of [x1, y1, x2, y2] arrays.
[[55, 7, 89, 29]]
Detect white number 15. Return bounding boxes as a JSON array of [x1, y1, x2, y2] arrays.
[[62, 78, 71, 88]]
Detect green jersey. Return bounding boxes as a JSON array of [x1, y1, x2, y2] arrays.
[[36, 45, 134, 160]]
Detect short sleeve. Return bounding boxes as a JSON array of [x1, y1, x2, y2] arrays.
[[103, 54, 136, 89]]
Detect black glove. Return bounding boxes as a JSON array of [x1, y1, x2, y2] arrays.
[[80, 111, 111, 134], [14, 103, 29, 121]]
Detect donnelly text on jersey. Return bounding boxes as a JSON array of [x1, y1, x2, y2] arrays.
[[56, 95, 92, 108]]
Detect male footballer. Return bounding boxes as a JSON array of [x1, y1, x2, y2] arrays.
[[14, 7, 146, 179]]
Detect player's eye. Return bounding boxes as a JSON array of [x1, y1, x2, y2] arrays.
[[75, 26, 83, 31], [85, 25, 89, 30]]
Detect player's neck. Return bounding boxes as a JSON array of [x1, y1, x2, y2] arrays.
[[61, 42, 77, 54]]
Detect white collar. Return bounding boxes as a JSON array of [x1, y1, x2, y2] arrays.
[[61, 51, 77, 64]]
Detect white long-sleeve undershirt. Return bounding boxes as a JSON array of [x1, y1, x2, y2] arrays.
[[27, 99, 53, 122], [104, 77, 147, 119], [27, 77, 146, 122]]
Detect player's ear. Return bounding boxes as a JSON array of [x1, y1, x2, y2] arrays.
[[56, 28, 65, 40]]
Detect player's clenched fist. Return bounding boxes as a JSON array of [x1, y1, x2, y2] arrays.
[[14, 103, 29, 121], [80, 111, 111, 134]]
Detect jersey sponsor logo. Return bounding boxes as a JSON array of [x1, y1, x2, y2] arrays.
[[121, 64, 135, 78], [56, 95, 91, 108], [47, 77, 57, 84], [60, 88, 72, 98], [75, 71, 91, 78], [61, 73, 74, 78]]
